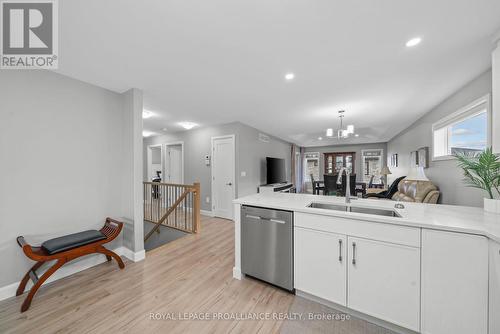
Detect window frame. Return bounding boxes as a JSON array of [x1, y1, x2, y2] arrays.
[[431, 94, 491, 161], [303, 152, 320, 183], [361, 149, 384, 183]]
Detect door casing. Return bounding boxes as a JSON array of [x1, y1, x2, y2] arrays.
[[211, 135, 236, 220], [164, 142, 184, 184]]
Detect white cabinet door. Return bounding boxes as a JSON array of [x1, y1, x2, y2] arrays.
[[421, 230, 488, 334], [347, 237, 420, 331], [294, 227, 347, 306], [490, 240, 500, 334]]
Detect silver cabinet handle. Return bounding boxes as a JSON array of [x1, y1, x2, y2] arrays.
[[352, 242, 357, 265], [245, 214, 261, 220], [338, 239, 343, 262]]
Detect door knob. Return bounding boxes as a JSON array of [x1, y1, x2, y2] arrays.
[[226, 182, 232, 186]]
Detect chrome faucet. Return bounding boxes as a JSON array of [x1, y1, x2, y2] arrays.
[[337, 167, 351, 204]]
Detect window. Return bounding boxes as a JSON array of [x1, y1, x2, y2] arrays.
[[362, 149, 383, 183], [432, 95, 490, 160], [304, 152, 319, 182]]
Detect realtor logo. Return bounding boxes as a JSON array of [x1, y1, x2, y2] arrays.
[[1, 0, 58, 69]]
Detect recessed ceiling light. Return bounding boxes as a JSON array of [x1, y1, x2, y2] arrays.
[[355, 134, 360, 137], [318, 137, 323, 141], [162, 128, 168, 131], [406, 37, 422, 47], [178, 122, 198, 130], [142, 110, 154, 119], [142, 130, 155, 137], [285, 73, 295, 80]]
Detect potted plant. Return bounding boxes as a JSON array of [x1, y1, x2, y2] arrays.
[[454, 147, 500, 213]]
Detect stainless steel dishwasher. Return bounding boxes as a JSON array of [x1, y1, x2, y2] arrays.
[[241, 205, 293, 291]]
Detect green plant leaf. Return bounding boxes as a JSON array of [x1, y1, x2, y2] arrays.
[[453, 147, 500, 199]]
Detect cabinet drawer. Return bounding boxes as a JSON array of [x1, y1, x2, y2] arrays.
[[295, 212, 420, 247]]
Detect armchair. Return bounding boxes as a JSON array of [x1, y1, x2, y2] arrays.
[[391, 179, 440, 204], [364, 176, 406, 200]]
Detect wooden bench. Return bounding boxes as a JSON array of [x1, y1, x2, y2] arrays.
[[16, 217, 125, 312]]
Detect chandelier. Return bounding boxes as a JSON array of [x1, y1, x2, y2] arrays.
[[326, 110, 355, 139]]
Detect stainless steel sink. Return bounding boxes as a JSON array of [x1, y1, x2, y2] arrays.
[[349, 206, 402, 218], [307, 202, 402, 218], [307, 202, 348, 211]]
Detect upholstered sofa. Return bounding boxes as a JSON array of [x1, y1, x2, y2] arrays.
[[391, 179, 440, 204]]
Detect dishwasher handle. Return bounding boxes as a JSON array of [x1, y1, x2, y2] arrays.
[[244, 214, 287, 224]]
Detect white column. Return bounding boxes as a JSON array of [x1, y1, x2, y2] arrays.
[[492, 34, 500, 154], [121, 88, 145, 260]]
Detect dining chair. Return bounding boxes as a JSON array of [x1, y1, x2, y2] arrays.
[[323, 174, 339, 196], [310, 173, 324, 195]]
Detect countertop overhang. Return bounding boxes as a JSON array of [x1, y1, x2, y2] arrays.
[[234, 193, 500, 243]]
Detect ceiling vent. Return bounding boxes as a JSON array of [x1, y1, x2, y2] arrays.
[[258, 133, 270, 143]]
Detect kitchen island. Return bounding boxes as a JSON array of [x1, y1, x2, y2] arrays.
[[233, 192, 500, 334]]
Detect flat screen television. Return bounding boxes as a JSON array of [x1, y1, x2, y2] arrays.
[[266, 157, 286, 184]]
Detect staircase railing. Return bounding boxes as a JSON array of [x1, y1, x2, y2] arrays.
[[143, 181, 201, 241]]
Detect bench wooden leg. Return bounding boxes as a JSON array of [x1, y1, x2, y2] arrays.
[[16, 261, 44, 296], [96, 246, 125, 269], [21, 259, 66, 312]]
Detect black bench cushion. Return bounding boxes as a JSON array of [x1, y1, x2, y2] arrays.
[[41, 230, 106, 255]]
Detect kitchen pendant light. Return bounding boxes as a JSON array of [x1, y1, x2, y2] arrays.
[[326, 110, 356, 139]]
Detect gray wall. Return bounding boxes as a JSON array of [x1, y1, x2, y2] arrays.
[[143, 122, 292, 211], [387, 70, 492, 207], [0, 71, 140, 287], [304, 142, 388, 182]]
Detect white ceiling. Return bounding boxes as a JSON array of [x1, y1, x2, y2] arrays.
[[57, 0, 500, 147]]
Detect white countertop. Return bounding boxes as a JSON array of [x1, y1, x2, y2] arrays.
[[234, 192, 500, 243]]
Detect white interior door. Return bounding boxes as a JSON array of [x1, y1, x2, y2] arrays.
[[148, 145, 163, 181], [212, 136, 235, 219], [165, 144, 183, 183]]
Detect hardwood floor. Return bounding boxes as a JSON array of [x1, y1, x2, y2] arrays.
[[0, 216, 397, 334]]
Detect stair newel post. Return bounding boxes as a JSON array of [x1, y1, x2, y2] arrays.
[[193, 182, 201, 233]]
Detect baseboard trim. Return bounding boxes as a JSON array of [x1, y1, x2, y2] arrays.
[[0, 246, 142, 302], [200, 209, 214, 217], [0, 282, 21, 302], [233, 267, 242, 280], [121, 248, 145, 262]]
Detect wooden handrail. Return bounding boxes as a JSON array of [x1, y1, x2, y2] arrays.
[[143, 181, 196, 188], [143, 181, 201, 240], [144, 189, 190, 241]]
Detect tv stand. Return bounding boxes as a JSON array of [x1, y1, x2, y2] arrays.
[[259, 183, 294, 194]]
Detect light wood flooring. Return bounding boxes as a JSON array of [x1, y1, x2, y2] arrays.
[[0, 216, 397, 334]]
